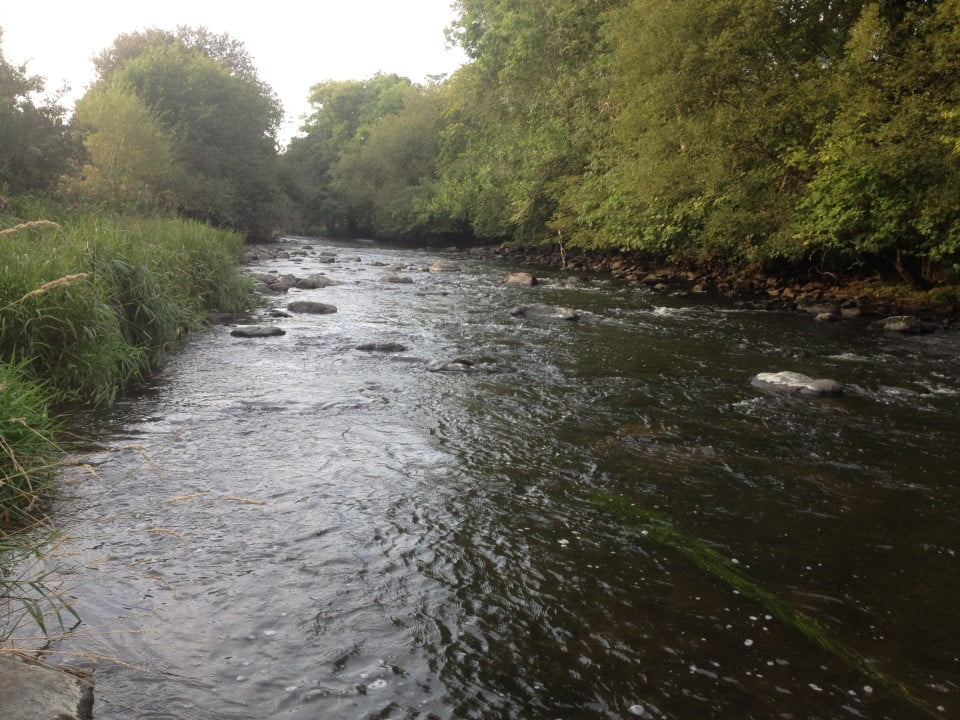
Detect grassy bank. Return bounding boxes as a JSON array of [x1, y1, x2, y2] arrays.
[[0, 205, 253, 525]]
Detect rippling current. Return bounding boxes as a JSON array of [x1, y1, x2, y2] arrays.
[[43, 238, 960, 719]]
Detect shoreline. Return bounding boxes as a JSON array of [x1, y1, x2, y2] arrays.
[[466, 243, 959, 325]]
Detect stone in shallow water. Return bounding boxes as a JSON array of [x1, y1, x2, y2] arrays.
[[872, 315, 924, 333], [751, 371, 843, 397], [509, 303, 578, 320], [287, 301, 337, 314], [230, 326, 285, 338], [355, 342, 408, 352]]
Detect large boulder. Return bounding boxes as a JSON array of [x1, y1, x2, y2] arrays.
[[230, 326, 286, 338], [509, 303, 579, 321], [504, 272, 537, 287], [287, 301, 337, 314], [751, 371, 843, 397]]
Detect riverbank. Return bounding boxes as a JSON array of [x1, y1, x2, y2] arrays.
[[1, 209, 254, 677], [467, 242, 960, 324]]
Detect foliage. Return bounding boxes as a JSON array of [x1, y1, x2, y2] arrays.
[[64, 83, 176, 212], [0, 209, 252, 404], [280, 74, 430, 237], [71, 27, 285, 238], [794, 0, 960, 284], [0, 31, 81, 195]]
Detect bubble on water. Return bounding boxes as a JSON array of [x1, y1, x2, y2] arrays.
[[809, 683, 823, 692], [369, 679, 388, 690], [285, 686, 298, 692], [628, 704, 654, 718], [863, 685, 873, 694], [744, 639, 754, 647], [263, 630, 277, 636], [731, 558, 739, 565], [558, 538, 570, 546], [236, 675, 245, 682]]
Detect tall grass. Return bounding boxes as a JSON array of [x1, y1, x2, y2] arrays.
[[0, 208, 253, 404]]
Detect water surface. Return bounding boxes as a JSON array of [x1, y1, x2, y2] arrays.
[[47, 238, 959, 719]]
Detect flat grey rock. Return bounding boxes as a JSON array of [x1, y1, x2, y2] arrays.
[[0, 654, 93, 720], [287, 301, 337, 314], [230, 326, 286, 338], [509, 303, 579, 321]]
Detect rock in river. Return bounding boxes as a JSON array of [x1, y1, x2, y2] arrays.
[[429, 260, 461, 273], [509, 303, 579, 321], [751, 371, 843, 397], [872, 315, 925, 333], [504, 271, 537, 287], [356, 342, 408, 352], [287, 301, 337, 314], [231, 326, 286, 338]]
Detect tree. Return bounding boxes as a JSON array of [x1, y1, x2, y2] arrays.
[[280, 74, 415, 236], [796, 0, 960, 284], [436, 0, 621, 241], [0, 29, 80, 194], [65, 82, 176, 211], [82, 28, 284, 238]]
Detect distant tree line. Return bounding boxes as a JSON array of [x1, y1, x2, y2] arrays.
[[2, 1, 958, 284]]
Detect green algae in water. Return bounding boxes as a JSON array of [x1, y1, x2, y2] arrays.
[[591, 491, 944, 720]]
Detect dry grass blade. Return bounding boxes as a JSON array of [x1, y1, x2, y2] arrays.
[[0, 221, 62, 238]]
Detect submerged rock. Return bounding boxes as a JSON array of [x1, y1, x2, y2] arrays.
[[751, 371, 843, 397], [509, 303, 579, 320], [425, 358, 515, 374], [295, 274, 340, 289], [382, 273, 414, 284], [355, 342, 408, 352], [504, 271, 537, 287], [287, 301, 337, 314], [230, 326, 286, 338], [429, 260, 461, 273]]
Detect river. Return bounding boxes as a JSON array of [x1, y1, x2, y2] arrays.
[[45, 237, 959, 719]]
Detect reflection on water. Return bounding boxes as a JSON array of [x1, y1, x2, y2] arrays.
[[43, 238, 959, 719]]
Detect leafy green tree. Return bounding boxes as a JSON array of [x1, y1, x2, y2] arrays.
[[331, 84, 454, 237], [281, 74, 415, 236], [0, 29, 80, 194], [84, 28, 284, 238], [437, 0, 620, 241], [796, 0, 960, 284], [66, 82, 176, 211]]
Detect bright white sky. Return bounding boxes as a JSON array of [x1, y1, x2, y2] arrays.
[[0, 0, 467, 144]]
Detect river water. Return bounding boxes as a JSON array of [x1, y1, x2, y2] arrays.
[[45, 238, 959, 719]]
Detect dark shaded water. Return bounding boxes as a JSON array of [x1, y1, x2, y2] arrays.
[[44, 238, 959, 718]]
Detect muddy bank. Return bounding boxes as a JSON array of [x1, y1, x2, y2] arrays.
[[465, 243, 959, 324]]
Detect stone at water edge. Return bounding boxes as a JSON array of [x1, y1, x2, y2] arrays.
[[0, 654, 94, 720], [751, 371, 843, 397], [504, 271, 538, 287], [230, 326, 286, 338], [287, 301, 338, 315], [509, 303, 579, 321]]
